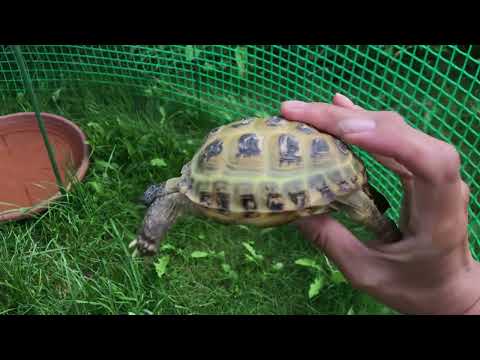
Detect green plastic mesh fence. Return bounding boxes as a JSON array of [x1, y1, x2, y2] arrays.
[[1, 45, 479, 258]]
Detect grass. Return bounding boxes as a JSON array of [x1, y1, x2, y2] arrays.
[[0, 84, 395, 315]]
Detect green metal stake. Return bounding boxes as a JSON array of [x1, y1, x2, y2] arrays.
[[11, 45, 66, 196]]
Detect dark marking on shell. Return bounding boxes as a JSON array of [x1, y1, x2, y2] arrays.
[[267, 193, 284, 211], [266, 116, 285, 127], [284, 180, 304, 195], [329, 171, 344, 183], [199, 192, 212, 206], [237, 133, 261, 158], [320, 186, 336, 201], [289, 191, 308, 209], [311, 138, 329, 157], [240, 194, 257, 211], [200, 139, 223, 163], [338, 180, 351, 192], [231, 118, 253, 128], [216, 192, 230, 213], [214, 181, 228, 192], [279, 134, 301, 165], [309, 175, 335, 201], [335, 139, 350, 155], [329, 171, 351, 192], [309, 174, 327, 191], [296, 123, 315, 134]]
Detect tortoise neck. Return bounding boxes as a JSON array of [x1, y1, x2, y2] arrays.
[[165, 177, 181, 193], [368, 213, 403, 243]]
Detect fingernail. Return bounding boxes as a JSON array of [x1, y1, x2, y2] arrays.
[[282, 100, 307, 114], [336, 93, 354, 103], [338, 118, 376, 133]]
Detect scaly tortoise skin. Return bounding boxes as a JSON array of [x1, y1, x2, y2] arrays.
[[130, 115, 400, 256]]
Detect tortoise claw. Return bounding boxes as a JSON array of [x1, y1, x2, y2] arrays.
[[129, 239, 138, 249], [129, 237, 158, 257], [129, 239, 140, 258]]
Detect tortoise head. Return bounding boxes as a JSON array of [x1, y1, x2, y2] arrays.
[[141, 183, 166, 206]]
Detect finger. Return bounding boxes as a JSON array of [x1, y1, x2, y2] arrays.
[[330, 94, 412, 240], [463, 181, 470, 220], [332, 93, 364, 111], [281, 101, 460, 184], [330, 94, 412, 241], [462, 180, 470, 210], [372, 153, 414, 180], [332, 93, 357, 108], [331, 94, 413, 180], [398, 177, 413, 234], [296, 214, 374, 283], [366, 236, 400, 249]]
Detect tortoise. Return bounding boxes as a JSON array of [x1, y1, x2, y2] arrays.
[[129, 115, 400, 256]]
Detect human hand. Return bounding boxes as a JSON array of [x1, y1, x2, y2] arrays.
[[281, 94, 480, 315]]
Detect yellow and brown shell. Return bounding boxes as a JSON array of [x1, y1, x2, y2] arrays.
[[180, 116, 368, 226]]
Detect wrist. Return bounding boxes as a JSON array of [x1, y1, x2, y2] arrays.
[[459, 261, 480, 315], [398, 259, 480, 315], [463, 293, 480, 314], [435, 260, 480, 315]]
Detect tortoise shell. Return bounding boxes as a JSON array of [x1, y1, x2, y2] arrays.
[[178, 116, 368, 225]]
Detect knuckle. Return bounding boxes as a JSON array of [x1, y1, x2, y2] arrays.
[[434, 214, 469, 249], [437, 143, 461, 182], [320, 103, 337, 117], [303, 103, 326, 122], [383, 111, 406, 125]]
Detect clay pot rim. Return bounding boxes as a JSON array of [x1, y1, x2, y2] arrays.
[[0, 112, 90, 223]]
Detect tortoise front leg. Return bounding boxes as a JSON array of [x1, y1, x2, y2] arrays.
[[129, 192, 187, 257]]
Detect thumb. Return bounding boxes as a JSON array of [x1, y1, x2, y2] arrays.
[[296, 215, 374, 285]]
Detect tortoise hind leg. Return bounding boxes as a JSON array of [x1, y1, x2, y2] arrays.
[[336, 190, 402, 243]]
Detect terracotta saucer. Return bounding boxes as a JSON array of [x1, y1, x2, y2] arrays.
[[0, 112, 90, 223]]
